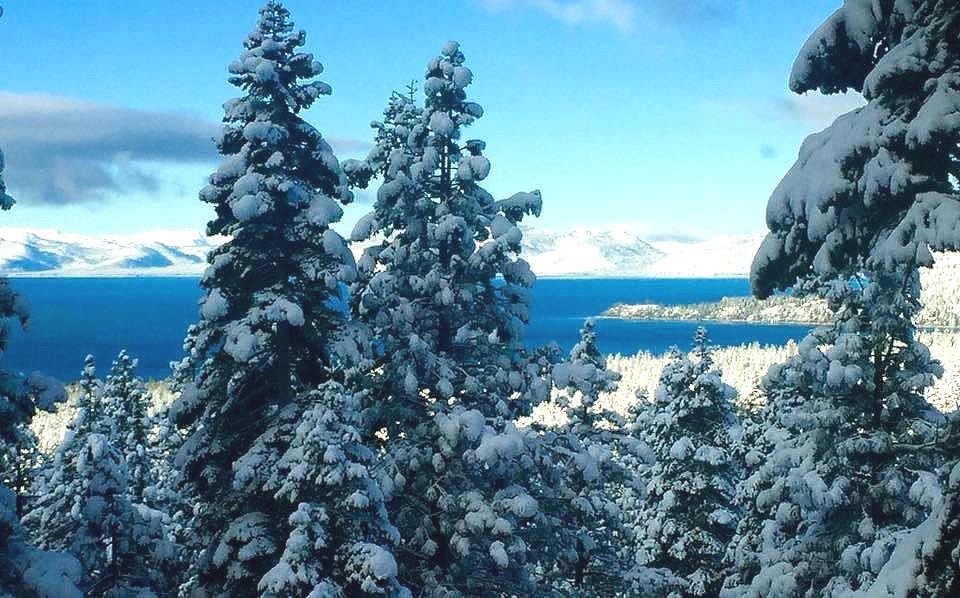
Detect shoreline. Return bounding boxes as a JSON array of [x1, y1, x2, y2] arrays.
[[601, 307, 960, 332], [597, 313, 824, 327]]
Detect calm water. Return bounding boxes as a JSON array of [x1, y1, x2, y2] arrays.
[[3, 277, 811, 381]]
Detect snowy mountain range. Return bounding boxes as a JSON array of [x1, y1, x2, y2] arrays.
[[0, 227, 763, 278]]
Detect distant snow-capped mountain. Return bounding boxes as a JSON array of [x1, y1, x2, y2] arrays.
[[521, 228, 666, 277], [644, 235, 764, 278], [0, 227, 763, 278], [0, 228, 220, 276]]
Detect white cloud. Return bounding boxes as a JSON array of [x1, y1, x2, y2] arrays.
[[480, 0, 635, 32], [476, 0, 729, 33]]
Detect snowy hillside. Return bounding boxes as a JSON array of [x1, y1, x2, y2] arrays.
[[0, 227, 763, 277], [521, 229, 765, 277], [645, 235, 763, 278]]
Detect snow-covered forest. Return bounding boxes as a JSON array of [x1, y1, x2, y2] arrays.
[[605, 253, 960, 328], [2, 1, 960, 596]]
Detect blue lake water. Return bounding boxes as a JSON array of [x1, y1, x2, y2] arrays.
[[2, 277, 812, 381]]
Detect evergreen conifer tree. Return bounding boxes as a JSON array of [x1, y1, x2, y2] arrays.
[[169, 3, 401, 594], [751, 0, 960, 300], [632, 329, 739, 597], [729, 0, 960, 594], [723, 279, 943, 596], [532, 320, 627, 591], [0, 424, 43, 521], [101, 351, 153, 503], [25, 356, 102, 551], [72, 433, 131, 594], [252, 381, 407, 596], [347, 42, 552, 595]]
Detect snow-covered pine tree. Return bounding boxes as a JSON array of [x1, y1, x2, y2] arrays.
[[21, 358, 169, 595], [168, 3, 401, 595], [532, 319, 628, 592], [1, 377, 82, 597], [0, 147, 82, 596], [68, 431, 166, 596], [251, 380, 408, 596], [74, 355, 104, 437], [25, 356, 102, 551], [71, 433, 131, 594], [347, 42, 552, 595], [343, 84, 422, 192], [729, 0, 960, 595], [137, 403, 192, 593], [910, 460, 960, 597], [614, 391, 679, 597], [101, 350, 153, 503], [631, 328, 739, 597], [0, 370, 60, 523], [158, 326, 199, 526], [751, 0, 960, 300], [723, 278, 944, 597], [97, 351, 183, 594], [0, 420, 43, 520], [553, 319, 621, 433]]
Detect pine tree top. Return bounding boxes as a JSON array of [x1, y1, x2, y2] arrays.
[[228, 0, 330, 112], [692, 326, 712, 364]]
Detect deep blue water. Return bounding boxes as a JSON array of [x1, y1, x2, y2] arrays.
[[2, 278, 811, 381]]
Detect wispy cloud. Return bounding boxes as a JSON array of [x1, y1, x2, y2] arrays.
[[771, 91, 866, 129], [0, 92, 369, 206], [476, 0, 731, 33], [705, 91, 866, 132]]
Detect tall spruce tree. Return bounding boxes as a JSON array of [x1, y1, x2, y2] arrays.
[[347, 42, 553, 595], [630, 329, 739, 597], [169, 2, 401, 594], [728, 1, 960, 595]]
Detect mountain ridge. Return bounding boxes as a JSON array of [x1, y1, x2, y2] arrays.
[[0, 227, 764, 278]]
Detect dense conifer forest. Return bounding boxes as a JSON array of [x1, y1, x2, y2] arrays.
[[2, 1, 959, 596]]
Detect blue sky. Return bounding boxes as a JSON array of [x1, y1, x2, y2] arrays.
[[0, 0, 861, 238]]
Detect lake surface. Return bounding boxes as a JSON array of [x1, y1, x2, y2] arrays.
[[2, 277, 812, 381]]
